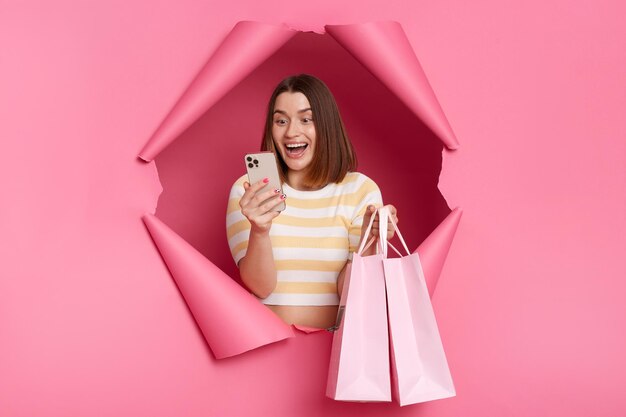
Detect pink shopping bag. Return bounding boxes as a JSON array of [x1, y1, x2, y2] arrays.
[[326, 211, 391, 402], [378, 207, 456, 406]]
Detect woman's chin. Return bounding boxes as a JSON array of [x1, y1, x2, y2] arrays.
[[284, 154, 312, 172], [285, 160, 311, 173]]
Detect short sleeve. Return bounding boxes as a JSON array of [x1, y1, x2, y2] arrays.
[[348, 175, 383, 252], [226, 175, 251, 265]]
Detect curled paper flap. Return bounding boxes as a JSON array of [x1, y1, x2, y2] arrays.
[[415, 207, 463, 297], [142, 213, 294, 359], [139, 21, 297, 161], [325, 21, 459, 150], [293, 325, 326, 334]]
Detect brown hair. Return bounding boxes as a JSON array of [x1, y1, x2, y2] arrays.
[[261, 74, 357, 189]]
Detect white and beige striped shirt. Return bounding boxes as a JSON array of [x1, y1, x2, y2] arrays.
[[226, 172, 383, 306]]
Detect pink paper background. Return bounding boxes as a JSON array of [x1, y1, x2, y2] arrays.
[[1, 1, 625, 417]]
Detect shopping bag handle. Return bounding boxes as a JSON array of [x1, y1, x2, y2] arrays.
[[357, 205, 384, 255], [378, 206, 411, 258], [360, 235, 383, 255]]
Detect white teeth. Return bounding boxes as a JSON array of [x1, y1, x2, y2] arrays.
[[286, 143, 307, 149]]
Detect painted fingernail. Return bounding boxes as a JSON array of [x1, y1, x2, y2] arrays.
[[263, 177, 269, 183], [274, 188, 280, 193], [280, 194, 286, 200]]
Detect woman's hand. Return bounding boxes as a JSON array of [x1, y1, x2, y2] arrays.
[[360, 204, 399, 250], [239, 178, 286, 234]]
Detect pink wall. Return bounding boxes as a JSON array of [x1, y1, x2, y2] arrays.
[[1, 1, 625, 416]]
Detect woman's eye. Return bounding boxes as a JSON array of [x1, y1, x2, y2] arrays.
[[302, 118, 313, 123], [274, 119, 287, 125]]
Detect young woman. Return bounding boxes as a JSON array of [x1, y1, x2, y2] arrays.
[[226, 74, 398, 329]]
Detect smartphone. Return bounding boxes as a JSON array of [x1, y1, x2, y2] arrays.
[[245, 152, 286, 212]]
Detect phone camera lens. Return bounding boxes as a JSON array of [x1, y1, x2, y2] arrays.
[[248, 163, 254, 168], [253, 159, 258, 164], [246, 156, 252, 162]]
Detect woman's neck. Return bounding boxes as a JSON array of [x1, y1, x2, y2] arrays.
[[287, 170, 322, 191]]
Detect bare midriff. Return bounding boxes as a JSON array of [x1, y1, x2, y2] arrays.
[[267, 305, 339, 329]]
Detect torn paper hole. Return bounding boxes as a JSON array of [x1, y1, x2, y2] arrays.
[[141, 21, 462, 359]]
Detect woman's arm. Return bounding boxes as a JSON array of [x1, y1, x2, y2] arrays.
[[336, 260, 349, 298], [238, 228, 277, 299], [236, 178, 285, 299]]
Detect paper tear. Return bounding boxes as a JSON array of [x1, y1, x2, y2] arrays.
[[139, 21, 297, 161], [293, 325, 328, 334], [143, 158, 163, 215], [325, 21, 460, 150], [415, 207, 463, 297], [283, 22, 326, 34], [139, 20, 462, 359], [142, 214, 295, 359], [139, 20, 457, 161]]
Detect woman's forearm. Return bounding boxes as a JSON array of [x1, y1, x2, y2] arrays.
[[239, 228, 277, 299], [337, 261, 349, 298]]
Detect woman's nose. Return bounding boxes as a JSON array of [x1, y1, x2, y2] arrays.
[[286, 121, 301, 137]]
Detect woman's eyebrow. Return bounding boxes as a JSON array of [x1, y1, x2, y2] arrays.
[[273, 108, 312, 115]]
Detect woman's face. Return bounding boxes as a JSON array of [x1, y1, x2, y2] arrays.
[[272, 91, 316, 174]]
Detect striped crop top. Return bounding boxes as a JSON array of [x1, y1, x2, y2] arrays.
[[226, 172, 383, 306]]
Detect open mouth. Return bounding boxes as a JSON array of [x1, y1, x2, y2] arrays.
[[285, 143, 308, 157]]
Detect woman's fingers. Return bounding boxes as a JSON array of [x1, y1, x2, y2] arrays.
[[239, 178, 270, 208], [362, 205, 401, 245], [387, 205, 397, 239], [369, 229, 396, 240], [383, 204, 398, 225], [361, 205, 399, 249], [370, 219, 398, 227], [371, 226, 394, 235], [239, 177, 286, 231], [255, 208, 281, 225], [258, 193, 286, 214], [253, 187, 283, 206], [244, 193, 284, 218], [369, 228, 395, 244], [362, 205, 377, 223]]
